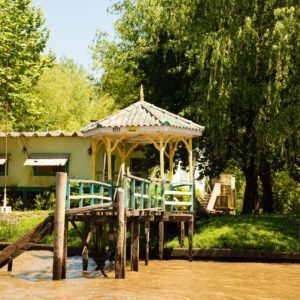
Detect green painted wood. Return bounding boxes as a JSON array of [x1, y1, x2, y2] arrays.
[[154, 184, 158, 208], [147, 183, 151, 208], [130, 179, 135, 209], [170, 183, 174, 211], [79, 182, 83, 207], [90, 183, 94, 206], [161, 181, 165, 210], [66, 181, 71, 209], [140, 181, 144, 209], [99, 185, 103, 204]]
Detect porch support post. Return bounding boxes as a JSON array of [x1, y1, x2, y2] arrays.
[[91, 139, 98, 180], [106, 137, 112, 181], [188, 138, 193, 182], [159, 134, 165, 180], [120, 143, 126, 176], [169, 142, 174, 181]]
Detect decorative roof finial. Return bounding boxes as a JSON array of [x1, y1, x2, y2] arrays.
[[140, 84, 144, 102]]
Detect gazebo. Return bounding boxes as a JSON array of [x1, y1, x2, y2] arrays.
[[81, 87, 204, 184]]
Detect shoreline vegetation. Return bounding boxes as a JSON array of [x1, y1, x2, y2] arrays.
[[1, 212, 299, 253]]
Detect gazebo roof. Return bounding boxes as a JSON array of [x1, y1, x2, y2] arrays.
[[81, 100, 204, 138]]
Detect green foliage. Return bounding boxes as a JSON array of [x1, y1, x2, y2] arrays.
[[33, 190, 55, 210], [33, 58, 118, 131], [165, 214, 300, 252], [94, 0, 300, 212], [273, 171, 300, 215], [0, 0, 52, 131]]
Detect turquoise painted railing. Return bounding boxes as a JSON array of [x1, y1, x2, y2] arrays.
[[123, 173, 194, 212], [66, 179, 113, 209], [65, 175, 193, 212], [123, 173, 152, 209]]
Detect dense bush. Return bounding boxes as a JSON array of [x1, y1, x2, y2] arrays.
[[273, 172, 300, 215], [33, 190, 56, 210]]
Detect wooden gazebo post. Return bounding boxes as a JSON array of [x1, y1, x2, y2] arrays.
[[159, 134, 165, 180], [188, 138, 193, 181]]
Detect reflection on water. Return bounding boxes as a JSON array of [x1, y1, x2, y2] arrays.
[[0, 251, 299, 299]]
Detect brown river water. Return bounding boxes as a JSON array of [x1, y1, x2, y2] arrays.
[[0, 251, 299, 299]]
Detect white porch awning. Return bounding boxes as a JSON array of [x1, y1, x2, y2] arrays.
[[0, 154, 8, 165], [24, 153, 70, 166]]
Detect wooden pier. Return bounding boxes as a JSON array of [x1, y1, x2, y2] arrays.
[[62, 172, 194, 279], [0, 172, 194, 280]]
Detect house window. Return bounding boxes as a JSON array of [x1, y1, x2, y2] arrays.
[[24, 153, 70, 176], [0, 154, 8, 176], [33, 163, 69, 176]]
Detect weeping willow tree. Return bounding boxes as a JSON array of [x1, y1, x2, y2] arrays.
[[92, 0, 300, 213]]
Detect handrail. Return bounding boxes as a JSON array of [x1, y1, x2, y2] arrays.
[[125, 173, 152, 184], [66, 178, 113, 209], [68, 179, 112, 188]]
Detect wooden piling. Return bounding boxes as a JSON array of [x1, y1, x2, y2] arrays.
[[122, 221, 127, 278], [158, 220, 164, 260], [53, 172, 67, 280], [188, 220, 193, 262], [145, 221, 150, 265], [180, 221, 185, 247], [82, 220, 90, 271], [62, 218, 68, 279], [115, 188, 125, 279], [7, 260, 12, 271], [131, 220, 140, 271]]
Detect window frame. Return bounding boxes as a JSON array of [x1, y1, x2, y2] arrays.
[[33, 160, 69, 176]]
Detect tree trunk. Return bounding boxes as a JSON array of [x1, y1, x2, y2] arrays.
[[242, 166, 259, 214], [259, 167, 273, 213]]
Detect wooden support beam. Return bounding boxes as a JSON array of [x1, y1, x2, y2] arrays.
[[145, 221, 150, 266], [143, 134, 160, 151], [105, 136, 112, 181], [159, 134, 165, 179], [111, 136, 126, 153], [180, 221, 185, 247], [158, 219, 164, 260], [123, 221, 127, 278], [188, 137, 193, 182], [91, 139, 98, 180], [7, 260, 12, 272], [109, 223, 114, 261], [53, 172, 67, 281], [70, 220, 92, 253], [188, 220, 193, 262], [82, 221, 91, 271], [62, 218, 68, 279], [115, 188, 125, 279], [131, 220, 140, 272]]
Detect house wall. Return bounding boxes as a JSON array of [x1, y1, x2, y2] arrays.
[[0, 136, 146, 190], [0, 137, 91, 190]]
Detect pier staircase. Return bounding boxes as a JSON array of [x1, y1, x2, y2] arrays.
[[0, 215, 54, 269]]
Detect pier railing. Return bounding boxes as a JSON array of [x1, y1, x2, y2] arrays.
[[123, 173, 193, 212], [65, 175, 193, 212], [66, 179, 113, 209]]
